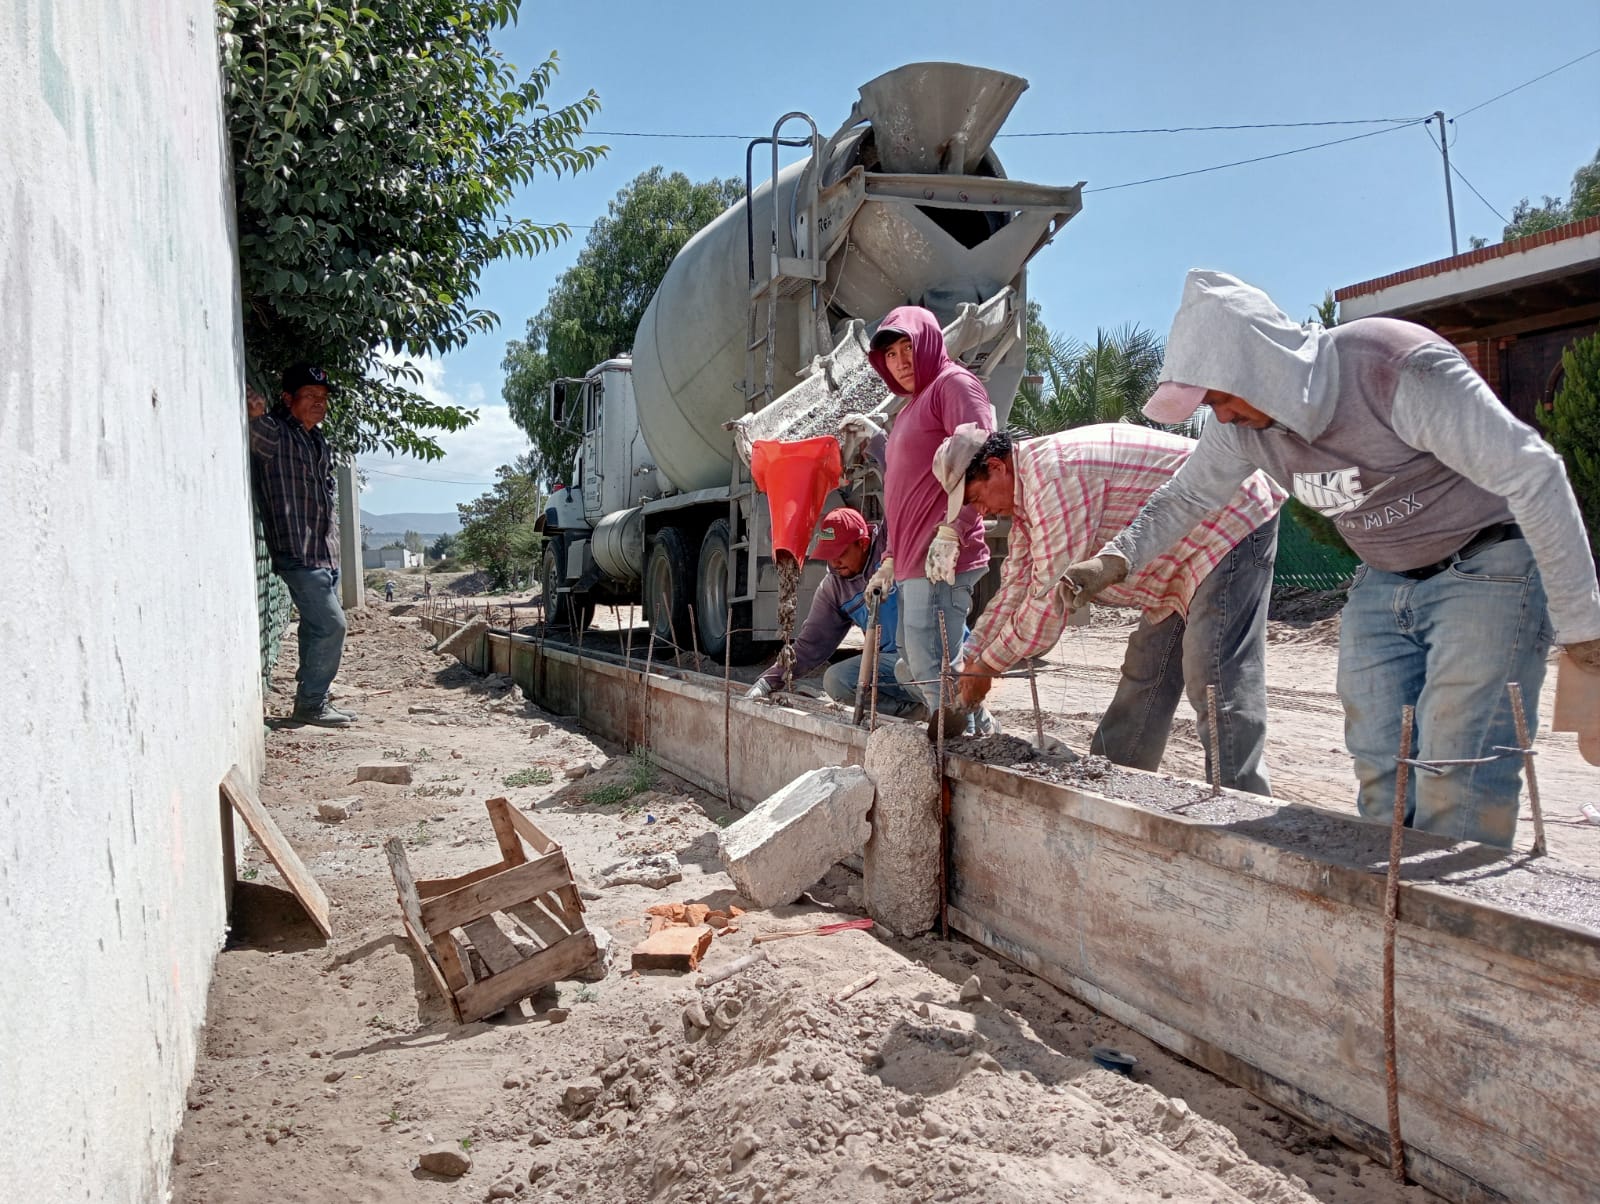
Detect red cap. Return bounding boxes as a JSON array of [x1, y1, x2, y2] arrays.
[[810, 507, 869, 561]]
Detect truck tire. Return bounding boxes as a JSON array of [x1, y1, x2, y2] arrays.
[[541, 539, 593, 635], [644, 527, 693, 654], [695, 519, 775, 665]]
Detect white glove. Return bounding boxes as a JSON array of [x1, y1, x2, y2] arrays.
[[865, 556, 895, 602], [837, 414, 885, 468], [745, 679, 773, 700], [924, 524, 959, 585]]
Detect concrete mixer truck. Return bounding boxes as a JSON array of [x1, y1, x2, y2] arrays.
[[539, 62, 1082, 663]]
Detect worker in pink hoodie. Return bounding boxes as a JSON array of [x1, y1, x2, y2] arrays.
[[861, 305, 997, 732]]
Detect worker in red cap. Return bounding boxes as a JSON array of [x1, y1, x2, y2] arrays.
[[746, 507, 922, 718]]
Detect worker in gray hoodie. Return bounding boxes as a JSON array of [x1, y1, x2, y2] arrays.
[[1061, 269, 1600, 849]]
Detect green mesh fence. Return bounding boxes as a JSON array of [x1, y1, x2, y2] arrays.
[[255, 514, 291, 689], [1273, 510, 1359, 591]]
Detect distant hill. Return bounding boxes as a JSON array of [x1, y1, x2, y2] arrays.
[[362, 511, 461, 536]]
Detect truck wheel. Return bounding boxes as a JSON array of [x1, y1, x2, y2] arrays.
[[695, 519, 772, 665], [541, 539, 593, 635], [644, 527, 693, 653]]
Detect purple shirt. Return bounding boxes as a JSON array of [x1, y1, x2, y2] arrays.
[[869, 306, 994, 582]]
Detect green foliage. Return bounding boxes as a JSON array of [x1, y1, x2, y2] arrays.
[[403, 530, 424, 554], [428, 532, 459, 560], [1285, 497, 1354, 557], [1539, 331, 1600, 565], [1308, 291, 1338, 327], [1481, 148, 1600, 246], [1010, 313, 1166, 436], [582, 749, 657, 806], [218, 0, 605, 458], [503, 766, 554, 787], [503, 167, 745, 484], [455, 461, 542, 588]]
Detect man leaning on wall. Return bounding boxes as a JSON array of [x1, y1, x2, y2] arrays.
[[247, 363, 355, 727]]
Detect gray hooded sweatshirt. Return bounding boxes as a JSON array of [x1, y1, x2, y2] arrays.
[[1108, 270, 1600, 644]]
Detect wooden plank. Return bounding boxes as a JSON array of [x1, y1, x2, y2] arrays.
[[221, 766, 333, 937], [416, 860, 510, 898], [506, 897, 572, 948], [484, 797, 529, 866], [383, 838, 463, 1010], [419, 852, 572, 935], [454, 930, 599, 1022], [463, 917, 526, 974], [501, 804, 559, 856], [433, 930, 471, 992]]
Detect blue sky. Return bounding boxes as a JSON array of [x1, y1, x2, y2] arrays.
[[356, 0, 1600, 517]]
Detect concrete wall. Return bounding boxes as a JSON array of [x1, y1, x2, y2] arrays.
[[0, 2, 261, 1199]]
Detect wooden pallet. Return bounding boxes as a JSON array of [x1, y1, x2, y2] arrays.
[[385, 797, 600, 1023]]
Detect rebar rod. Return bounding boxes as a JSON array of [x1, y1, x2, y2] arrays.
[[1506, 681, 1546, 857], [1383, 704, 1414, 1185]]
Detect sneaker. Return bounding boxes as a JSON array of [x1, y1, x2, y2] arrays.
[[966, 706, 1000, 738], [291, 702, 356, 728]]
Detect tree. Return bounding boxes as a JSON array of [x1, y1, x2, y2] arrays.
[[503, 167, 745, 485], [428, 532, 459, 561], [403, 530, 424, 555], [1009, 317, 1166, 436], [456, 462, 542, 588], [1539, 331, 1600, 565], [218, 0, 605, 459], [1308, 291, 1338, 327], [1474, 148, 1600, 246]]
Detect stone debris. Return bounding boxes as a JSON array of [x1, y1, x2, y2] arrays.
[[598, 852, 683, 890], [316, 797, 363, 822], [862, 724, 941, 937], [683, 1000, 711, 1030], [528, 722, 552, 738], [717, 766, 874, 908], [417, 1143, 472, 1176], [434, 615, 488, 659], [354, 761, 412, 785], [485, 1180, 518, 1200], [959, 975, 984, 1003], [562, 760, 595, 780]]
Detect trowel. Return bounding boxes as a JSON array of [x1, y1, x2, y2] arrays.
[[1552, 651, 1600, 766]]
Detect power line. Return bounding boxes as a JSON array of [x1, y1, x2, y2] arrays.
[[361, 465, 500, 486], [590, 116, 1429, 141], [1455, 46, 1600, 118], [1423, 123, 1508, 225], [1085, 119, 1427, 193]]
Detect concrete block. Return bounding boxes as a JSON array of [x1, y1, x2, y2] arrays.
[[355, 761, 412, 785], [630, 925, 712, 972], [598, 853, 682, 890], [717, 765, 873, 908], [316, 797, 363, 822], [435, 615, 488, 659], [862, 725, 940, 937]]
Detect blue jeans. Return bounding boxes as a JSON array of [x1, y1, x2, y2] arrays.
[[822, 652, 923, 718], [276, 564, 348, 710], [1091, 516, 1277, 796], [894, 568, 986, 716], [1338, 537, 1551, 848]]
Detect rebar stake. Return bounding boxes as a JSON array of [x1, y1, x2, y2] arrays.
[[574, 619, 585, 724], [936, 610, 953, 940], [724, 602, 734, 807], [868, 621, 882, 732], [1206, 685, 1223, 797], [1383, 704, 1414, 1185], [688, 604, 702, 674], [1506, 681, 1546, 857], [1028, 660, 1045, 750], [665, 607, 684, 670], [641, 627, 655, 752], [621, 608, 636, 743]]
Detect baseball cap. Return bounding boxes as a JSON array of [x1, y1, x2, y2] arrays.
[[931, 423, 990, 521], [810, 507, 869, 561], [281, 363, 338, 394], [869, 324, 911, 352], [1142, 381, 1206, 424]]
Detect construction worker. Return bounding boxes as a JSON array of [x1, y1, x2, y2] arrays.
[[746, 507, 921, 717], [857, 305, 997, 734], [384, 578, 395, 602], [940, 423, 1285, 794], [1063, 269, 1600, 847]]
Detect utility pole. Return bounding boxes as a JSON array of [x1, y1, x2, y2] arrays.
[[1432, 111, 1459, 256]]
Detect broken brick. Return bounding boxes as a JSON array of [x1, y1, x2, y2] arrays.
[[630, 924, 713, 972]]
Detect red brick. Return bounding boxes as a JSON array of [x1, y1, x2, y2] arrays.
[[630, 925, 713, 972]]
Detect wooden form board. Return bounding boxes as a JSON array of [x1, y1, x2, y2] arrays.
[[430, 618, 1600, 1202], [220, 766, 333, 938]]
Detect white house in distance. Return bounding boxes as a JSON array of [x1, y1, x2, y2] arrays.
[[363, 546, 424, 570]]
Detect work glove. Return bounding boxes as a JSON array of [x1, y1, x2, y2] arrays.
[[1555, 638, 1600, 766], [957, 660, 998, 710], [865, 556, 895, 602], [837, 414, 885, 468], [745, 679, 773, 701], [925, 524, 960, 585], [1059, 554, 1129, 611]]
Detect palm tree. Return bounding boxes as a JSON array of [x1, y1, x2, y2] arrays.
[[1009, 321, 1167, 436]]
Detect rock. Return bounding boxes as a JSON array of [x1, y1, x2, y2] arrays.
[[502, 1075, 522, 1090], [923, 1116, 952, 1139], [544, 1007, 569, 1024], [528, 1154, 558, 1183], [528, 722, 552, 738], [731, 1129, 760, 1164], [598, 853, 683, 890], [418, 1144, 472, 1176], [355, 761, 412, 786], [323, 1070, 345, 1083], [486, 1181, 518, 1200], [683, 1001, 711, 1030], [562, 761, 595, 780], [576, 926, 611, 982], [959, 975, 984, 1003], [569, 1120, 594, 1139], [716, 766, 874, 908], [711, 999, 743, 1030], [560, 1079, 602, 1118], [316, 797, 363, 822], [527, 1128, 551, 1146], [862, 726, 941, 937]]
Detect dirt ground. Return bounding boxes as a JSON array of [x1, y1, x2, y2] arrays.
[[172, 593, 1598, 1203]]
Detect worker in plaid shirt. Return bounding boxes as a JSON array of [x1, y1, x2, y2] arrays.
[[938, 423, 1285, 794]]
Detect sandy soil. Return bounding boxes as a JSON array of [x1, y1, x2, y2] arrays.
[[172, 595, 1598, 1202]]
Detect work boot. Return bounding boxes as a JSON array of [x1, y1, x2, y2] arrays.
[[291, 701, 356, 728]]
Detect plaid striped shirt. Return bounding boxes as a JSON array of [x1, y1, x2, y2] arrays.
[[966, 424, 1285, 672], [250, 407, 339, 570]]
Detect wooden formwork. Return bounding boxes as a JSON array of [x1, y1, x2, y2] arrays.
[[425, 617, 1600, 1203], [385, 797, 600, 1023]]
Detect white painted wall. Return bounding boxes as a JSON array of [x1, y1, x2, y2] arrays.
[[0, 2, 261, 1199]]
